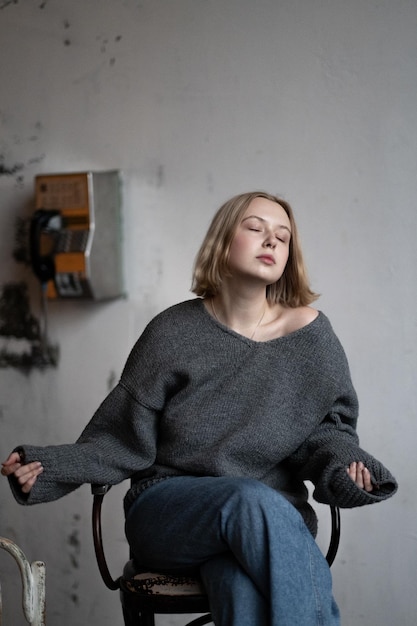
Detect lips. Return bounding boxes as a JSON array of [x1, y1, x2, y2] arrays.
[[257, 254, 276, 265]]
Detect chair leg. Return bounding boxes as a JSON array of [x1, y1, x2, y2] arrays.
[[137, 612, 156, 626], [122, 604, 155, 626], [121, 605, 135, 626]]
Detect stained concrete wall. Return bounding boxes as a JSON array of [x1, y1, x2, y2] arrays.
[[0, 1, 416, 624]]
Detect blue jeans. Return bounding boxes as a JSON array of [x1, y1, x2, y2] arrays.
[[125, 476, 340, 626]]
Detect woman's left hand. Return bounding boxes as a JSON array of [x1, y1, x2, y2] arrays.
[[347, 461, 374, 492]]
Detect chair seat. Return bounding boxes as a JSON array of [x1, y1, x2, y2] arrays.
[[122, 560, 206, 597]]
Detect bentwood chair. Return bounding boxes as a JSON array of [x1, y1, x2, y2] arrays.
[[92, 484, 341, 626]]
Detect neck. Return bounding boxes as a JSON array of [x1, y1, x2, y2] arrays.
[[211, 288, 269, 339]]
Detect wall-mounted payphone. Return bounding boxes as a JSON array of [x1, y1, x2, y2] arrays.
[[30, 170, 124, 300]]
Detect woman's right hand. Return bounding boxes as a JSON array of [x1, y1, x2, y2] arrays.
[[1, 452, 43, 494]]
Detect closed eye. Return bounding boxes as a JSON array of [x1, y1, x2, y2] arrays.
[[242, 215, 291, 241]]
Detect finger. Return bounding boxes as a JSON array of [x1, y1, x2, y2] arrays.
[[1, 462, 21, 476], [16, 463, 43, 487], [18, 468, 43, 494], [355, 462, 365, 489], [362, 467, 373, 492], [14, 461, 42, 479], [21, 471, 42, 494], [347, 461, 357, 481], [1, 452, 22, 468]]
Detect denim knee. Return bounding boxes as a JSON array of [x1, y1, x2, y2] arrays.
[[217, 478, 304, 526]]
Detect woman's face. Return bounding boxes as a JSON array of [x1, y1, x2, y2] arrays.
[[227, 197, 291, 286]]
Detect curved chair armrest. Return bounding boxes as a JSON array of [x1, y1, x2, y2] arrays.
[[91, 484, 121, 591], [325, 506, 341, 567]]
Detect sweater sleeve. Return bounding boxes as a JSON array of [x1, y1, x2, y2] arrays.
[[287, 315, 398, 508], [7, 310, 181, 506], [8, 382, 158, 506], [288, 407, 398, 508]]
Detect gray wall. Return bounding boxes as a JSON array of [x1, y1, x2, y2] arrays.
[[0, 1, 415, 624]]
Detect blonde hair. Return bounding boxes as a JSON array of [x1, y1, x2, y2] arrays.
[[191, 191, 318, 307]]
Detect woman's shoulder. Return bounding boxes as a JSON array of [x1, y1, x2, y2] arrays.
[[264, 305, 320, 341], [282, 306, 343, 344], [141, 299, 204, 340], [285, 307, 350, 367], [124, 300, 204, 371], [150, 298, 202, 325], [282, 305, 319, 333]]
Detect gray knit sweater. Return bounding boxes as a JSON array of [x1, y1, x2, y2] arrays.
[[10, 299, 397, 534]]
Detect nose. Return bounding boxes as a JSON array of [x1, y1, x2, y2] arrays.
[[263, 231, 276, 248]]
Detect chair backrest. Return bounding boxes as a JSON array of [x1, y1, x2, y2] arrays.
[[91, 484, 120, 590], [325, 505, 341, 566]]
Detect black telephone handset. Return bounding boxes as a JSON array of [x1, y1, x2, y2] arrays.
[[30, 209, 62, 285]]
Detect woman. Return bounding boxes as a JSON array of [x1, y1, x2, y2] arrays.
[[2, 191, 397, 625]]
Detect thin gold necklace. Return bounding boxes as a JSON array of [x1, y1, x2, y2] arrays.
[[211, 298, 267, 340]]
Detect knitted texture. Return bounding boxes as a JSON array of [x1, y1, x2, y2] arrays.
[[9, 299, 397, 534]]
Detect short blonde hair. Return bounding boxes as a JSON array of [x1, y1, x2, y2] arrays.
[[191, 191, 318, 307]]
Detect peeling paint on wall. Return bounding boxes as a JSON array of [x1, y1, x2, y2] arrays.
[[0, 1, 49, 9], [96, 32, 123, 66], [0, 117, 45, 187], [67, 513, 81, 606], [0, 151, 45, 187], [62, 18, 71, 46], [0, 1, 18, 10], [0, 282, 59, 371], [0, 217, 59, 370], [0, 155, 24, 190], [0, 159, 24, 176]]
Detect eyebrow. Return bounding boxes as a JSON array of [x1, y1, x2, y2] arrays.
[[242, 215, 292, 234]]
